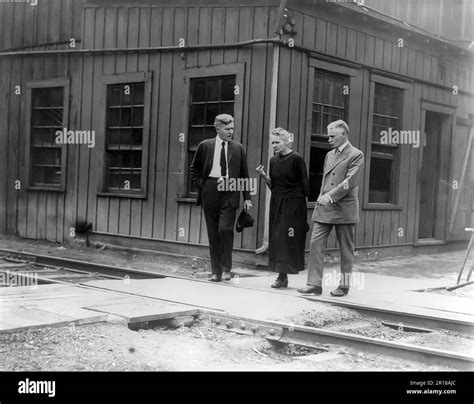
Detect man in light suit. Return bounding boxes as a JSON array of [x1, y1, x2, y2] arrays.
[[190, 114, 252, 282], [298, 120, 364, 297]]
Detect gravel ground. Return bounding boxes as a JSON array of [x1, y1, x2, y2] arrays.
[[0, 317, 460, 371], [292, 308, 474, 359]]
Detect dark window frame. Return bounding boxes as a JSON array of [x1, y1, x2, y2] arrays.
[[308, 69, 350, 202], [178, 63, 245, 201], [97, 72, 152, 199], [25, 78, 70, 192], [306, 59, 361, 208], [364, 74, 409, 210]]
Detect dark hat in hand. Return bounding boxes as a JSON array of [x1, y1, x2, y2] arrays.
[[236, 209, 254, 233]]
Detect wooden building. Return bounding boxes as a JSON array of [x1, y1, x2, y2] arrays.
[[0, 0, 472, 264]]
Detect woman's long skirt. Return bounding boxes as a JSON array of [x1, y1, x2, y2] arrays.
[[268, 196, 309, 274]]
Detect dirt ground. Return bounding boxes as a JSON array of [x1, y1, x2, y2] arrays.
[[292, 308, 474, 356], [0, 316, 459, 372]]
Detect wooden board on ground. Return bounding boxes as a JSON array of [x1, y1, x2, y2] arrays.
[[0, 307, 107, 333], [85, 300, 199, 324]]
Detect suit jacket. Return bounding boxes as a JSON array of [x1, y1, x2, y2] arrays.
[[312, 143, 364, 224], [190, 138, 251, 208]]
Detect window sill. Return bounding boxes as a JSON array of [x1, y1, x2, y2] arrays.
[[27, 186, 65, 193], [363, 203, 402, 210], [97, 191, 147, 199], [177, 197, 198, 204]]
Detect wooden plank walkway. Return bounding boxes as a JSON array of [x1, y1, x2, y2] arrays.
[[0, 283, 197, 333], [1, 271, 472, 334]]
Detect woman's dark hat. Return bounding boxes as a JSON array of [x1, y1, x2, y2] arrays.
[[236, 209, 254, 233]]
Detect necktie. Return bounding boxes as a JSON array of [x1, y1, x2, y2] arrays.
[[220, 141, 227, 177]]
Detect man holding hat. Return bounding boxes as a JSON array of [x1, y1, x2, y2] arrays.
[[190, 114, 252, 282]]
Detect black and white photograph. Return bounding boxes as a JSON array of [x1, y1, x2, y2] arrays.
[[0, 0, 473, 401]]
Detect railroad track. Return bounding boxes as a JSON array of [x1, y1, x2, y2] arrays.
[[1, 247, 473, 370]]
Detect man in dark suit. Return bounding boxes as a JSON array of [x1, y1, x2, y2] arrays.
[[297, 120, 364, 297], [190, 114, 252, 282]]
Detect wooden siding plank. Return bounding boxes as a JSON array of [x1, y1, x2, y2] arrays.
[[135, 6, 152, 238], [197, 7, 211, 67], [76, 7, 95, 232], [326, 22, 337, 56], [397, 84, 414, 245], [63, 10, 84, 243], [189, 205, 202, 244], [336, 25, 347, 60], [88, 8, 106, 235], [346, 28, 357, 62], [116, 7, 131, 236], [153, 8, 174, 240], [177, 204, 191, 243], [95, 7, 117, 234], [128, 7, 143, 237], [0, 56, 9, 234], [165, 7, 187, 241], [186, 7, 199, 68], [199, 208, 209, 246], [210, 7, 225, 65], [381, 209, 392, 245], [26, 194, 38, 239], [355, 31, 365, 64], [143, 8, 163, 239], [423, 54, 431, 83], [223, 7, 239, 64], [5, 4, 22, 236], [373, 210, 383, 246], [315, 19, 327, 54], [276, 48, 291, 129], [399, 45, 408, 76], [240, 6, 269, 249], [383, 40, 392, 72], [36, 193, 46, 240], [374, 38, 383, 69], [406, 83, 422, 243], [364, 35, 375, 67], [46, 194, 57, 242], [414, 50, 424, 81], [407, 48, 417, 78], [356, 70, 370, 248], [7, 54, 21, 236]]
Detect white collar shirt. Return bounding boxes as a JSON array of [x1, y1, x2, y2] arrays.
[[209, 136, 229, 178], [337, 140, 350, 154]]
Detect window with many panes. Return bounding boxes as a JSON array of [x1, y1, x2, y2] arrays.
[[187, 75, 235, 195], [368, 83, 403, 204], [105, 82, 145, 192], [29, 86, 66, 188], [309, 70, 349, 201]]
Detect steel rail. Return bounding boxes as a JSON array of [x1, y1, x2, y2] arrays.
[[301, 296, 474, 335], [202, 312, 474, 371], [0, 248, 166, 280], [1, 247, 473, 336]]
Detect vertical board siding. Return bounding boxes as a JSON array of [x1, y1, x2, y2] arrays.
[[0, 2, 472, 254]]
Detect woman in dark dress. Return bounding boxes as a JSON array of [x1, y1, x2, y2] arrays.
[[256, 128, 310, 288]]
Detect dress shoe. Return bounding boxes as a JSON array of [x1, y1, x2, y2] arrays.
[[330, 287, 349, 297], [271, 277, 288, 288], [208, 274, 222, 282], [297, 285, 322, 295], [221, 272, 231, 281]]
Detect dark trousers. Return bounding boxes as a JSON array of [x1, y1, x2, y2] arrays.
[[307, 222, 356, 288], [202, 179, 237, 275]]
